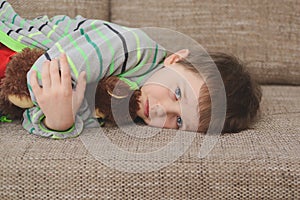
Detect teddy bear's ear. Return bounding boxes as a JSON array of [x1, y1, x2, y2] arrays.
[[8, 95, 34, 108], [94, 108, 105, 119]]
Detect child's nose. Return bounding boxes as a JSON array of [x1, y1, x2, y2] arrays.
[[148, 104, 167, 128], [151, 104, 166, 117], [153, 100, 180, 117], [149, 101, 181, 128]]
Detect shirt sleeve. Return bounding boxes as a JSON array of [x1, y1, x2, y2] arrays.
[[22, 18, 166, 139], [0, 0, 87, 51]]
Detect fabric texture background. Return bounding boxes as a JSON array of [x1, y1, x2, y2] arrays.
[[9, 0, 109, 20], [1, 0, 300, 199], [1, 86, 300, 199], [111, 0, 300, 85]]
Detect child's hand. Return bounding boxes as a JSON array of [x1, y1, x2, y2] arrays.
[[30, 54, 86, 131]]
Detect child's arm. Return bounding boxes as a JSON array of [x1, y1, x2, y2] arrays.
[[30, 54, 86, 132], [22, 21, 166, 139]]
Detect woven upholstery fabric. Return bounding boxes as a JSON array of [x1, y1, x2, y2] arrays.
[[7, 0, 109, 20], [1, 86, 300, 199], [111, 0, 300, 85]]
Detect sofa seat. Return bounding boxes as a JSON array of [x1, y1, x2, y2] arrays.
[[1, 85, 299, 199]]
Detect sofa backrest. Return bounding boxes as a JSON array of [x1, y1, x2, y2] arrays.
[[8, 0, 109, 21], [8, 0, 300, 85], [111, 0, 300, 85]]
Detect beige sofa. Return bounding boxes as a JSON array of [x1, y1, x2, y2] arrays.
[[1, 0, 299, 199]]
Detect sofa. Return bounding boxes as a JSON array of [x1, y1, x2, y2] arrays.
[[1, 0, 299, 199]]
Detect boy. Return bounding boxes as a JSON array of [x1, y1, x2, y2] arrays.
[[0, 0, 261, 138]]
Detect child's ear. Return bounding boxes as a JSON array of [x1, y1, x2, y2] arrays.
[[164, 49, 190, 65]]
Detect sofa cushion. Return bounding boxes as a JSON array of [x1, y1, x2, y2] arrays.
[[1, 85, 300, 198], [8, 0, 109, 21], [111, 0, 300, 85]]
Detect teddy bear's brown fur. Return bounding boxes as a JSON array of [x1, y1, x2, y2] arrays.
[[0, 47, 141, 126], [0, 48, 45, 119]]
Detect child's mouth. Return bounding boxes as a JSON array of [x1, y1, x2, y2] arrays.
[[144, 99, 149, 118]]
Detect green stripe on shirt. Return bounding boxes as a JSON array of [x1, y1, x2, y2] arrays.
[[19, 19, 26, 28], [123, 27, 141, 62], [55, 15, 66, 25], [24, 109, 32, 130], [66, 34, 91, 81], [11, 14, 17, 24], [119, 44, 153, 77], [0, 3, 10, 18], [136, 46, 166, 85], [62, 19, 72, 38], [47, 24, 58, 38], [55, 42, 79, 78], [80, 28, 103, 81], [4, 7, 12, 20], [91, 21, 115, 74], [0, 28, 28, 52]]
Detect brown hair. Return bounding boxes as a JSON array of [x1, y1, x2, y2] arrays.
[[95, 76, 141, 126], [178, 52, 262, 133]]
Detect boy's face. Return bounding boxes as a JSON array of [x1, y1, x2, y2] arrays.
[[137, 51, 204, 131]]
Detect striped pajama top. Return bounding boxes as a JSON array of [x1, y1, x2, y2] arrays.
[[0, 0, 167, 139]]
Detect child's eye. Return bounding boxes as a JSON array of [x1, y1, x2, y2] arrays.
[[177, 116, 183, 128], [175, 87, 181, 100]]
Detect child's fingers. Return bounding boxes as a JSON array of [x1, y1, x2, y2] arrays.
[[76, 71, 86, 95], [72, 71, 86, 116], [60, 53, 72, 89], [75, 71, 86, 100], [41, 60, 51, 89], [50, 58, 61, 88], [30, 70, 42, 96]]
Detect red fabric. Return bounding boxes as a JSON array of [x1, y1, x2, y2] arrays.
[[0, 43, 16, 79]]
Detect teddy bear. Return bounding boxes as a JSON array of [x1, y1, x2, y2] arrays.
[[0, 45, 141, 126], [0, 47, 44, 119]]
